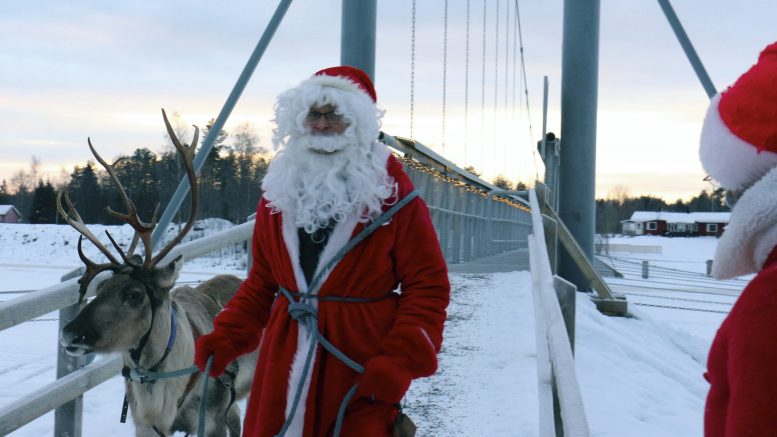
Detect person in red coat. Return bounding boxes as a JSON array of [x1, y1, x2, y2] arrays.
[[699, 41, 777, 436], [195, 66, 450, 437]]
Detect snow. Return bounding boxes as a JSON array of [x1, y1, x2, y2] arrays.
[[0, 205, 19, 215], [0, 224, 739, 436], [626, 211, 730, 224]]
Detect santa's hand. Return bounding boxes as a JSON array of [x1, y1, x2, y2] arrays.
[[194, 333, 240, 377], [356, 355, 413, 403]]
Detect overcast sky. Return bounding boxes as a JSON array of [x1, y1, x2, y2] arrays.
[[1, 0, 775, 201]]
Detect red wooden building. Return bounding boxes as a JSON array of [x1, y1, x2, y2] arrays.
[[620, 211, 729, 237], [0, 205, 22, 223]]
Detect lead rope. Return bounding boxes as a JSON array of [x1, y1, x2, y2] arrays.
[[121, 194, 420, 436], [120, 358, 215, 436], [118, 306, 220, 437], [198, 357, 214, 437], [275, 190, 420, 437]]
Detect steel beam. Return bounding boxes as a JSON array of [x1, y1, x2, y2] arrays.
[[558, 0, 600, 292]]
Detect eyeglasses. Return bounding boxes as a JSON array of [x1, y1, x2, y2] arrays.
[[305, 109, 345, 124]]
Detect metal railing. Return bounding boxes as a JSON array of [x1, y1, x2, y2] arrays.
[[0, 223, 254, 436], [381, 133, 532, 264], [0, 137, 532, 436], [528, 189, 590, 437]]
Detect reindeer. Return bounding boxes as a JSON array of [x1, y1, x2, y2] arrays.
[[59, 110, 257, 437]]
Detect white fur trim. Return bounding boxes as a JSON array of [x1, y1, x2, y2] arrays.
[[713, 165, 777, 279], [282, 214, 308, 292], [305, 74, 372, 101], [280, 156, 381, 434], [282, 213, 358, 435], [700, 94, 777, 191]]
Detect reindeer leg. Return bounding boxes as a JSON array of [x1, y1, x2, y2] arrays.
[[226, 403, 241, 437]]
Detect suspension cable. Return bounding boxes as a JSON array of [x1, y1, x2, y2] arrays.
[[442, 0, 449, 153], [512, 0, 518, 181], [480, 0, 487, 172], [514, 0, 538, 181], [512, 0, 517, 122], [464, 0, 471, 166], [504, 0, 511, 185], [515, 0, 533, 140], [410, 0, 417, 138], [505, 0, 510, 113], [493, 0, 500, 179]]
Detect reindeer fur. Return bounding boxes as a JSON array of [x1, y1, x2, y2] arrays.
[[62, 267, 257, 437]]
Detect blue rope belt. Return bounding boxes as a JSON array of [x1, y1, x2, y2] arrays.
[[274, 190, 419, 437], [278, 286, 366, 437], [283, 290, 396, 303]]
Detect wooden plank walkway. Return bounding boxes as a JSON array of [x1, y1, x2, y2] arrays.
[[447, 249, 529, 274]]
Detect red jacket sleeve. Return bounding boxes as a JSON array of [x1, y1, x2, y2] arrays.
[[724, 272, 777, 435], [356, 159, 450, 402], [210, 198, 279, 354], [380, 158, 450, 378]]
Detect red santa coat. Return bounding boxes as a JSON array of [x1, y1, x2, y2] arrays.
[[705, 246, 777, 436], [211, 154, 450, 436]]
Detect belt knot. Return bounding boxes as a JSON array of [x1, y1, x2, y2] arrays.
[[287, 301, 316, 322]]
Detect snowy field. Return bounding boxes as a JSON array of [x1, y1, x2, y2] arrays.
[[0, 224, 742, 436]]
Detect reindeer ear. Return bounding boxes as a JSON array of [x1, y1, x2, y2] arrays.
[[154, 255, 184, 290]]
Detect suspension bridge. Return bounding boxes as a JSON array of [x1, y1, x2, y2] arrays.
[[0, 0, 740, 435]]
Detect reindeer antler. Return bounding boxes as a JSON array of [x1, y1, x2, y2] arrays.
[[87, 138, 158, 266], [85, 109, 199, 269], [57, 189, 121, 265], [60, 109, 200, 300], [151, 108, 199, 266], [56, 189, 123, 302]]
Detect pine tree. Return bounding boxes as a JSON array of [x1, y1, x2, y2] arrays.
[[109, 148, 160, 221], [463, 165, 481, 177], [29, 180, 58, 224], [68, 162, 103, 223], [230, 123, 266, 222], [492, 175, 512, 190], [199, 119, 229, 218], [0, 180, 11, 204]]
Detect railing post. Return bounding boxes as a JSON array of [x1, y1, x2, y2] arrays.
[[642, 260, 649, 279], [54, 303, 85, 437], [553, 275, 577, 353], [54, 269, 86, 437], [543, 214, 559, 274]]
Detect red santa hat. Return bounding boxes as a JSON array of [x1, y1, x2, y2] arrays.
[[700, 41, 777, 191], [311, 65, 377, 102]]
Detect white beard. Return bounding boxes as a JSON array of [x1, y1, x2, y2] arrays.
[[262, 133, 396, 233]]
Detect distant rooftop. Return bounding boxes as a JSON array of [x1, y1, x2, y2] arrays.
[[626, 211, 730, 224], [0, 205, 20, 215]]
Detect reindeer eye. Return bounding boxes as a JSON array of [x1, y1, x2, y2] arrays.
[[124, 288, 145, 306]]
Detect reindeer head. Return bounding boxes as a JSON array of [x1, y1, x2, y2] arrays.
[[60, 109, 198, 357]]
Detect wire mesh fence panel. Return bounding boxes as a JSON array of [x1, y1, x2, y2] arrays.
[[401, 159, 530, 264]]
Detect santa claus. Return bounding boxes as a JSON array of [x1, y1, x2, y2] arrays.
[[700, 42, 777, 436], [195, 66, 450, 437]]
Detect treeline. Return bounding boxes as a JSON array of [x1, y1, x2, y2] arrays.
[[596, 188, 729, 235], [0, 120, 270, 225], [1, 133, 728, 232]]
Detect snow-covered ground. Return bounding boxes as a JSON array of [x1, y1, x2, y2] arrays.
[[0, 225, 741, 436]]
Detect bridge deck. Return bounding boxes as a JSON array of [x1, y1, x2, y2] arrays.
[[447, 249, 530, 274]]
